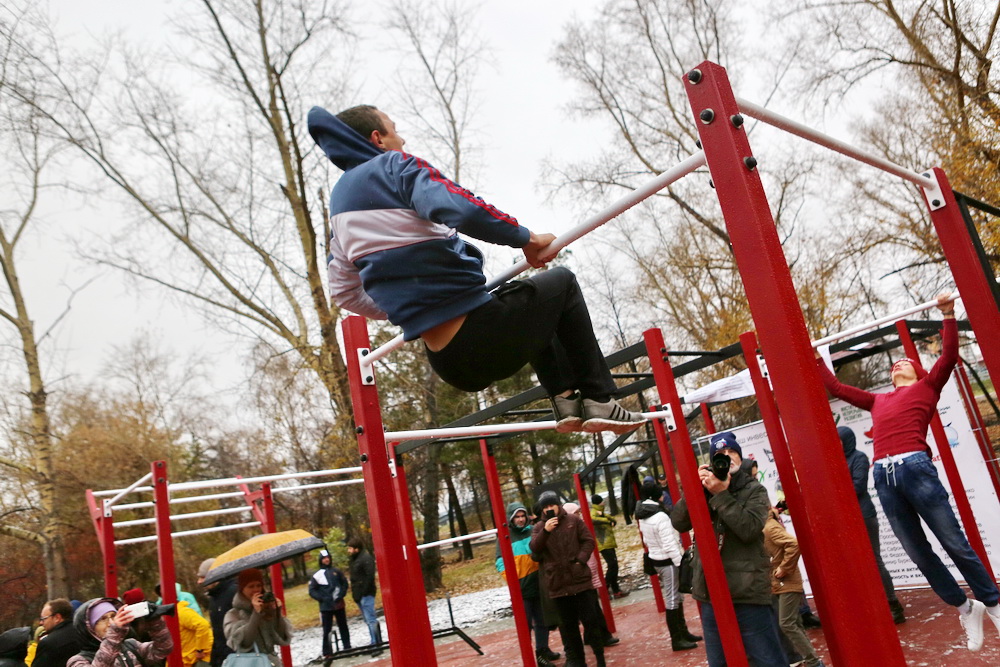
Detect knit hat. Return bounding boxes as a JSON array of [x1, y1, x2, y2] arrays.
[[537, 490, 560, 508], [121, 588, 145, 605], [88, 601, 118, 628], [591, 494, 603, 506], [709, 431, 742, 460], [237, 568, 264, 593], [197, 558, 215, 578], [563, 502, 580, 515]]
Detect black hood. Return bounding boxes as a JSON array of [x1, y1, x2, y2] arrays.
[[0, 627, 29, 660], [634, 499, 664, 521], [73, 597, 121, 654], [837, 426, 857, 456]]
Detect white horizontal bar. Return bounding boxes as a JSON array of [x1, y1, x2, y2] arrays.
[[112, 490, 248, 512], [418, 528, 497, 550], [365, 151, 707, 365], [114, 520, 262, 546], [270, 478, 365, 493], [94, 467, 364, 497], [736, 98, 936, 189], [105, 473, 153, 508], [113, 505, 252, 528], [385, 409, 672, 442], [812, 292, 960, 347]]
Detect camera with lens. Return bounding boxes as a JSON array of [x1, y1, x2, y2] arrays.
[[260, 592, 276, 604], [711, 453, 732, 481], [123, 602, 176, 620]]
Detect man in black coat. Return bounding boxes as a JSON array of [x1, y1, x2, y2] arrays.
[[32, 598, 80, 667], [347, 538, 380, 651], [197, 558, 237, 666]]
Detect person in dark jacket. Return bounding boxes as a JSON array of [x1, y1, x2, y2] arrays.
[[67, 597, 173, 667], [0, 627, 29, 667], [197, 558, 236, 667], [309, 549, 351, 657], [347, 538, 380, 650], [529, 491, 605, 667], [837, 425, 905, 623], [671, 432, 787, 667], [33, 598, 81, 667]]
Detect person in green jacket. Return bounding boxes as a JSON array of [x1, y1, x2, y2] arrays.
[[589, 495, 627, 598]]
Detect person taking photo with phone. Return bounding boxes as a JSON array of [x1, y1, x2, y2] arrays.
[[67, 597, 173, 667]]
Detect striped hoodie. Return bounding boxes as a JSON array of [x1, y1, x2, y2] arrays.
[[307, 107, 531, 341], [495, 502, 540, 600]]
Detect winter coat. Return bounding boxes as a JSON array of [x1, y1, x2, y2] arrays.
[[348, 550, 377, 602], [763, 516, 804, 595], [222, 593, 292, 667], [670, 467, 771, 606], [0, 627, 29, 667], [495, 502, 540, 600], [205, 578, 236, 665], [838, 426, 876, 519], [529, 506, 596, 598], [308, 564, 349, 612], [635, 499, 683, 564], [589, 507, 617, 551], [176, 601, 212, 667], [32, 619, 81, 667], [67, 598, 173, 667]]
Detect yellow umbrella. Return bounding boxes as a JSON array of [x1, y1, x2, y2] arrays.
[[203, 529, 324, 585]]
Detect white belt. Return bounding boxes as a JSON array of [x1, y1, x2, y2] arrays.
[[874, 451, 923, 467]]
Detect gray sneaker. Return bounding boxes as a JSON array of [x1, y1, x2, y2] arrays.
[[582, 398, 645, 434], [551, 392, 584, 432], [960, 599, 986, 651]]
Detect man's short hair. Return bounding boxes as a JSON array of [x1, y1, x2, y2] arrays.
[[46, 598, 73, 619], [347, 537, 366, 551], [336, 105, 386, 139]]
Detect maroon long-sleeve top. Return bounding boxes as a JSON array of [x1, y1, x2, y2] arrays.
[[816, 318, 957, 460]]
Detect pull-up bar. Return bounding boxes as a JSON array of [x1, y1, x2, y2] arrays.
[[417, 528, 498, 551], [105, 472, 153, 509], [363, 151, 709, 367], [811, 292, 960, 347], [113, 504, 253, 529], [735, 97, 936, 189], [93, 467, 363, 497], [114, 519, 263, 546], [383, 408, 673, 442]]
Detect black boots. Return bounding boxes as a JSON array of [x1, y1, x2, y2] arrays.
[[666, 608, 698, 651], [889, 599, 906, 624]]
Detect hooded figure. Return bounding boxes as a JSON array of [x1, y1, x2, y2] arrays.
[[308, 549, 351, 656], [67, 598, 172, 667], [837, 426, 876, 519], [0, 627, 30, 667]]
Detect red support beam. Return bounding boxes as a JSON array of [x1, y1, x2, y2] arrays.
[[342, 315, 437, 666], [956, 364, 1000, 501], [685, 61, 906, 666], [643, 328, 747, 666], [480, 439, 535, 667], [700, 403, 717, 434], [389, 448, 435, 633], [650, 418, 690, 550], [573, 474, 616, 633], [151, 461, 183, 667], [895, 321, 997, 584], [922, 169, 1000, 387], [258, 483, 293, 667], [86, 490, 118, 598]]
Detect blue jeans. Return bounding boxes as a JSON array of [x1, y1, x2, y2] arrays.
[[873, 451, 999, 607], [701, 602, 787, 667], [523, 596, 550, 654], [359, 595, 380, 645]]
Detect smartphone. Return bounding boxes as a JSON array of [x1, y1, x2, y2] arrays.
[[544, 509, 556, 520], [123, 601, 151, 619]]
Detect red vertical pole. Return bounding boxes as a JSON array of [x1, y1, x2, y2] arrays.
[[342, 316, 437, 666], [628, 465, 667, 613], [922, 169, 1000, 386], [643, 329, 747, 666], [480, 439, 535, 667], [701, 403, 717, 434], [739, 332, 840, 660], [650, 419, 690, 550], [686, 61, 906, 666], [389, 448, 433, 633], [956, 364, 1000, 501], [573, 474, 616, 633], [258, 484, 293, 667], [86, 490, 118, 598], [151, 461, 183, 667], [895, 321, 997, 583]]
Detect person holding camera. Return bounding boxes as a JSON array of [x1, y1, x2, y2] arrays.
[[67, 597, 174, 667], [223, 569, 292, 666], [529, 491, 606, 667], [670, 432, 787, 667]]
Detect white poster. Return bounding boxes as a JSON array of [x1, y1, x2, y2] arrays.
[[695, 377, 1000, 594]]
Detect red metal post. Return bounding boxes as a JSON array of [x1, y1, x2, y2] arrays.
[[573, 474, 616, 633], [643, 328, 747, 666], [922, 168, 1000, 387], [342, 316, 437, 666], [238, 478, 267, 526], [895, 321, 997, 582], [701, 403, 717, 434], [739, 332, 839, 660], [480, 439, 535, 667], [258, 483, 293, 667], [627, 466, 667, 613], [650, 418, 690, 550], [685, 61, 906, 666], [389, 448, 435, 634], [86, 490, 119, 598], [956, 364, 1000, 501], [151, 461, 183, 667]]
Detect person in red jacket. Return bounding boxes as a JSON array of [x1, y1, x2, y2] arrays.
[[816, 293, 999, 651]]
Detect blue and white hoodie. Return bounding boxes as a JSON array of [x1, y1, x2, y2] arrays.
[[307, 107, 531, 341]]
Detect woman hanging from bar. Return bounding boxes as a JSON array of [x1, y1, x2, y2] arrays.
[[815, 293, 1000, 651]]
